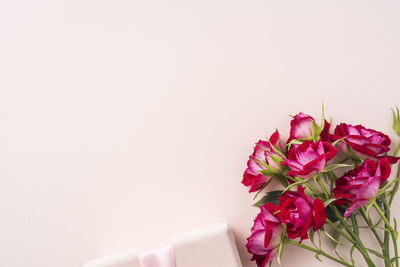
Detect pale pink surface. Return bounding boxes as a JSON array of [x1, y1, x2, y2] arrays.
[[1, 1, 400, 267], [138, 246, 175, 267]]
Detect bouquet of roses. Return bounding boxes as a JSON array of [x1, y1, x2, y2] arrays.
[[242, 106, 400, 267]]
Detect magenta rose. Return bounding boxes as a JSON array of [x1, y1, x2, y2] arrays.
[[277, 186, 326, 241], [331, 123, 398, 162], [246, 203, 284, 267], [242, 130, 283, 192], [288, 112, 331, 143], [333, 157, 396, 217], [281, 140, 337, 178]]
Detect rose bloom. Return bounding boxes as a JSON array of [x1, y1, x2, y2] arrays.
[[277, 186, 326, 241], [246, 203, 284, 267], [242, 130, 282, 192], [333, 157, 396, 217], [281, 140, 337, 178], [331, 123, 394, 160], [288, 112, 331, 143]]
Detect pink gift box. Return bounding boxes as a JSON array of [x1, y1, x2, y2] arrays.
[[83, 222, 243, 267]]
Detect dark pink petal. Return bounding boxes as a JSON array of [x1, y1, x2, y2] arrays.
[[344, 199, 368, 218], [289, 113, 315, 140], [262, 203, 281, 224], [249, 174, 269, 193], [302, 154, 326, 174], [242, 168, 255, 186], [377, 156, 400, 164], [247, 230, 269, 255], [297, 186, 313, 205], [269, 130, 280, 146], [320, 120, 331, 142], [264, 223, 272, 248], [376, 157, 391, 183], [312, 198, 326, 231], [333, 123, 392, 158], [322, 142, 337, 161], [299, 214, 312, 241], [357, 176, 381, 200]]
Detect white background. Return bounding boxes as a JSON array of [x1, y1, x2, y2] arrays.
[[1, 1, 400, 266]]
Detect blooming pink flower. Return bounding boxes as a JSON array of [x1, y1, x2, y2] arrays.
[[331, 123, 398, 163], [333, 158, 394, 217], [277, 186, 326, 241], [242, 130, 282, 192], [281, 140, 337, 178], [288, 112, 331, 143], [246, 203, 284, 267]]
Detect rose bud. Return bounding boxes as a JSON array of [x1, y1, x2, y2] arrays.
[[331, 123, 399, 163], [246, 203, 284, 267], [287, 112, 331, 143], [281, 140, 337, 178], [242, 130, 283, 192], [333, 157, 396, 217], [277, 186, 326, 241]]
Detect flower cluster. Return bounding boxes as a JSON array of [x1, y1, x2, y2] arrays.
[[242, 108, 400, 267]]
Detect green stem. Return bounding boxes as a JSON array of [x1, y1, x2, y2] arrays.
[[331, 206, 376, 267], [394, 138, 400, 157], [373, 202, 395, 234], [326, 219, 355, 243], [360, 209, 383, 246], [317, 178, 330, 199], [383, 200, 399, 267], [305, 183, 323, 197], [351, 214, 359, 236], [389, 161, 400, 206], [276, 174, 289, 187], [287, 239, 353, 267], [360, 209, 391, 267]]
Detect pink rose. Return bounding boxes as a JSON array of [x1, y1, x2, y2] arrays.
[[242, 130, 283, 192], [331, 123, 398, 163], [333, 158, 394, 217], [281, 140, 337, 178], [277, 186, 326, 241], [246, 203, 284, 267], [288, 112, 331, 143]]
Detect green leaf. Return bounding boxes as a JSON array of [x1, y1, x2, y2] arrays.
[[253, 190, 282, 207], [366, 248, 385, 259], [350, 244, 356, 266], [323, 198, 336, 207], [320, 100, 325, 132], [286, 139, 303, 151], [282, 178, 310, 193], [253, 179, 273, 200], [332, 223, 342, 249], [391, 257, 400, 263], [322, 228, 339, 244], [311, 120, 322, 140], [326, 205, 346, 223], [365, 199, 375, 219], [392, 106, 400, 137], [322, 164, 352, 173], [332, 137, 346, 147], [314, 253, 323, 262], [267, 140, 287, 160], [268, 153, 283, 168], [260, 167, 280, 176], [277, 238, 284, 266], [309, 229, 317, 249]]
